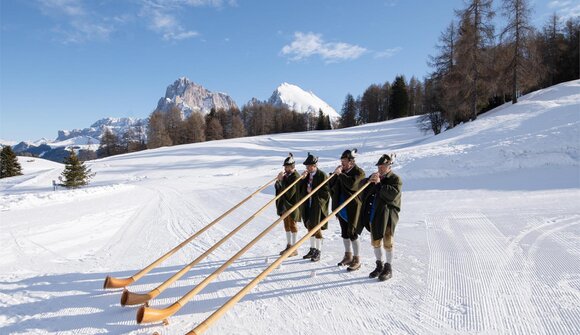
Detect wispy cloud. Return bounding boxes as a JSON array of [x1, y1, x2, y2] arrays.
[[547, 1, 580, 20], [37, 0, 116, 43], [140, 7, 198, 41], [281, 32, 367, 63], [374, 47, 402, 59], [35, 0, 236, 43], [139, 0, 236, 41], [38, 0, 85, 16]]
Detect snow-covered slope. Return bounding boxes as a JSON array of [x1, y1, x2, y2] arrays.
[[268, 82, 340, 119], [1, 81, 579, 335]]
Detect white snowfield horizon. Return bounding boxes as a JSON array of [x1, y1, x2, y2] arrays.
[[1, 80, 579, 334]]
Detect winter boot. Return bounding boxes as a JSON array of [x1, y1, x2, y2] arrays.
[[346, 256, 361, 271], [378, 263, 392, 281], [303, 248, 315, 259], [369, 260, 383, 278], [279, 244, 291, 255], [337, 252, 353, 266], [311, 249, 321, 262]]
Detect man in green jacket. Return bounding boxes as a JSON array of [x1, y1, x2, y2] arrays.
[[329, 149, 366, 271], [275, 153, 301, 257], [358, 154, 402, 281], [299, 153, 330, 262]]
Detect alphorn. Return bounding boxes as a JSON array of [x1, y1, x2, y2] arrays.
[[103, 177, 277, 289], [189, 180, 372, 334], [137, 172, 336, 324], [121, 174, 305, 306]]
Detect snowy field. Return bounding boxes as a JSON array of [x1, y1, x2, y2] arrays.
[[1, 80, 579, 335]]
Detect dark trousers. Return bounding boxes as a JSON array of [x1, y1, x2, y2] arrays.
[[338, 216, 358, 240]]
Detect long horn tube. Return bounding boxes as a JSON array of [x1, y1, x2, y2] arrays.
[[121, 174, 305, 306], [137, 173, 337, 324], [189, 180, 371, 335], [103, 177, 277, 289]]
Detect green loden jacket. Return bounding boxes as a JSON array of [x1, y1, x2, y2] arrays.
[[329, 164, 366, 234], [274, 170, 301, 222], [298, 169, 330, 230], [358, 170, 402, 240]]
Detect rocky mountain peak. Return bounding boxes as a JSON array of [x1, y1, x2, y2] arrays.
[[157, 77, 238, 117]]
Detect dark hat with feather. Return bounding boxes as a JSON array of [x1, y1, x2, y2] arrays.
[[303, 152, 318, 165], [283, 153, 295, 166], [341, 148, 357, 160]]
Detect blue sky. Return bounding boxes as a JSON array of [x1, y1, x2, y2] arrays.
[[1, 0, 576, 141]]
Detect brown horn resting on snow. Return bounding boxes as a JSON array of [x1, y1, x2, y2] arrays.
[[136, 173, 337, 325], [103, 177, 277, 290], [121, 174, 305, 306]]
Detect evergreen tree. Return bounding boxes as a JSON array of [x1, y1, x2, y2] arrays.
[[561, 18, 580, 83], [324, 115, 332, 130], [380, 82, 391, 121], [0, 146, 23, 178], [315, 109, 326, 130], [340, 94, 357, 128], [389, 75, 410, 119], [59, 150, 95, 188]]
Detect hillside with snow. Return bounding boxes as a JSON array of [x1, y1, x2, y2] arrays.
[[1, 81, 579, 335]]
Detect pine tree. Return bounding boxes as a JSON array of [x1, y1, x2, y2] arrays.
[[389, 75, 410, 119], [315, 109, 326, 130], [0, 146, 23, 178], [59, 150, 95, 188], [340, 94, 358, 128]]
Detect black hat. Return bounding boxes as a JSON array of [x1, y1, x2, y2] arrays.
[[283, 153, 295, 166], [303, 152, 318, 165], [375, 154, 393, 166], [341, 148, 357, 160]]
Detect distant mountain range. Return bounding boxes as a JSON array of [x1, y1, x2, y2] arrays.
[[2, 78, 339, 162]]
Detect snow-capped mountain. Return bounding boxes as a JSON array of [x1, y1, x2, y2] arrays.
[[267, 82, 340, 119], [56, 117, 147, 142], [9, 118, 146, 163], [156, 77, 238, 117]]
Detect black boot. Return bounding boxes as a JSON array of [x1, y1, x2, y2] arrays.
[[369, 260, 383, 278], [378, 263, 392, 281], [303, 248, 315, 259], [310, 249, 321, 262]]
